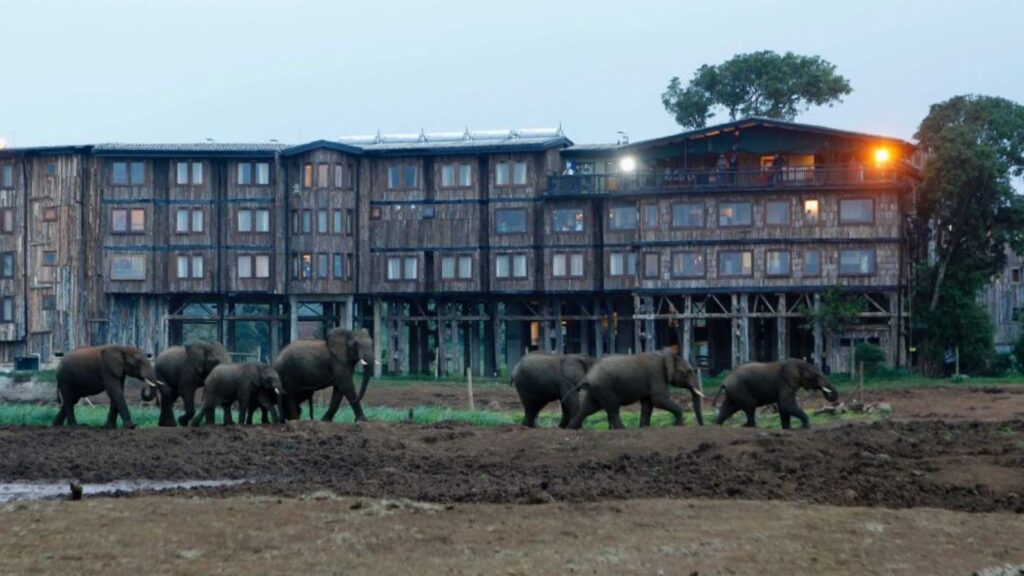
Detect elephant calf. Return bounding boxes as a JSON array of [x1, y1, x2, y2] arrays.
[[713, 359, 838, 429], [190, 363, 284, 426], [511, 352, 597, 428]]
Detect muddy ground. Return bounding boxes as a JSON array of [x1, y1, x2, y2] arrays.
[[1, 385, 1023, 574]]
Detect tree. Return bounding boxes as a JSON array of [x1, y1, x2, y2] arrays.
[[661, 51, 853, 128], [912, 95, 1024, 374], [800, 286, 862, 338]]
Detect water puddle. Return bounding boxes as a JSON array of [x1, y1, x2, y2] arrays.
[[0, 479, 249, 503]]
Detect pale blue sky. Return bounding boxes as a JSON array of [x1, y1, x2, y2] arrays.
[[1, 0, 1021, 147]]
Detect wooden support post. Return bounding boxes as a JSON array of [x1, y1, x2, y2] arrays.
[[554, 301, 564, 354], [470, 309, 481, 377], [644, 296, 655, 353], [777, 293, 788, 361], [888, 292, 899, 369], [632, 293, 642, 354], [812, 293, 823, 368], [487, 301, 499, 378], [739, 294, 750, 364], [594, 299, 604, 358], [466, 367, 475, 411], [372, 298, 382, 378], [288, 296, 299, 343], [730, 294, 740, 368], [344, 295, 355, 330], [682, 295, 692, 363], [270, 301, 280, 362]]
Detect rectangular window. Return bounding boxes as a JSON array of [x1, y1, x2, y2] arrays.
[[317, 254, 329, 278], [643, 252, 659, 279], [175, 162, 202, 185], [552, 208, 585, 233], [128, 162, 144, 185], [766, 251, 791, 276], [404, 165, 417, 189], [177, 255, 190, 279], [302, 210, 312, 234], [176, 209, 190, 233], [459, 164, 472, 187], [441, 165, 456, 188], [333, 164, 346, 188], [644, 205, 658, 229], [513, 254, 527, 278], [254, 209, 269, 233], [404, 256, 418, 280], [301, 254, 313, 279], [110, 254, 146, 280], [552, 254, 567, 277], [495, 162, 510, 186], [112, 208, 144, 233], [839, 249, 877, 276], [839, 198, 874, 224], [453, 255, 473, 279], [1, 208, 13, 233], [495, 255, 510, 278], [317, 210, 328, 234], [346, 209, 354, 235], [237, 255, 253, 279], [495, 209, 528, 234], [609, 205, 638, 230], [1, 165, 12, 188], [43, 207, 58, 222], [1, 297, 12, 323], [46, 163, 56, 176], [718, 251, 753, 277], [317, 164, 329, 188], [512, 162, 528, 185], [671, 203, 704, 228], [388, 166, 402, 189], [191, 256, 203, 278], [804, 251, 821, 276], [672, 252, 706, 278], [42, 251, 57, 266], [1011, 268, 1021, 284], [255, 255, 270, 278], [237, 209, 253, 232], [111, 209, 128, 233], [192, 162, 203, 185], [112, 162, 128, 185], [370, 207, 381, 220], [803, 199, 820, 225], [718, 202, 752, 227], [333, 210, 342, 234], [765, 201, 790, 226], [333, 254, 343, 279], [256, 163, 270, 185], [609, 253, 624, 276], [1, 253, 12, 277], [570, 254, 584, 277], [303, 164, 314, 188], [441, 256, 456, 279], [387, 258, 402, 280], [238, 163, 253, 185], [176, 162, 189, 185]]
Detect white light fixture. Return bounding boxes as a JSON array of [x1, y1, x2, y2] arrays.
[[619, 156, 637, 173]]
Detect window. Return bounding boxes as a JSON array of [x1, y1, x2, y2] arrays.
[[804, 251, 822, 276], [441, 165, 456, 188], [644, 205, 658, 229], [495, 255, 510, 278], [112, 209, 128, 232], [404, 256, 418, 280], [718, 251, 753, 277], [43, 207, 58, 222], [46, 163, 56, 176], [176, 209, 189, 233], [333, 164, 349, 188], [317, 254, 329, 278], [111, 208, 145, 233], [608, 205, 638, 230], [570, 254, 583, 277], [237, 255, 253, 278], [110, 254, 146, 280], [255, 255, 270, 278], [441, 256, 456, 279], [0, 297, 12, 323], [345, 209, 354, 235], [766, 251, 791, 276], [839, 198, 874, 224], [237, 209, 253, 232], [495, 162, 510, 186], [238, 163, 252, 185], [839, 249, 876, 276], [718, 202, 752, 227], [765, 201, 790, 226], [303, 164, 313, 188], [333, 210, 343, 234], [441, 255, 471, 280], [1011, 268, 1021, 284], [1, 252, 13, 277], [317, 164, 329, 188], [495, 209, 527, 234], [643, 253, 660, 279], [422, 205, 434, 219], [441, 163, 473, 188], [176, 163, 189, 185], [513, 254, 527, 278], [176, 255, 202, 279], [176, 255, 189, 279], [512, 162, 528, 185], [300, 254, 313, 279], [42, 251, 57, 266], [1, 165, 12, 188], [176, 162, 203, 185], [552, 254, 583, 278], [42, 295, 56, 311], [112, 162, 144, 185], [317, 210, 328, 234], [609, 253, 625, 276], [240, 254, 271, 279], [552, 254, 567, 277], [255, 163, 270, 185], [333, 254, 344, 279], [370, 207, 382, 220], [388, 165, 417, 189], [1, 208, 14, 233], [253, 209, 269, 232], [672, 252, 706, 278], [670, 203, 704, 228], [459, 164, 472, 187], [803, 199, 820, 225], [302, 210, 312, 234], [552, 208, 585, 233]]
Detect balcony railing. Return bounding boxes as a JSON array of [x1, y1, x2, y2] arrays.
[[546, 164, 900, 196]]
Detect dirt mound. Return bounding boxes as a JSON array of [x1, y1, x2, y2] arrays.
[[1, 419, 1022, 513]]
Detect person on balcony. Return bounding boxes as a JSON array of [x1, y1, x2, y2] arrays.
[[771, 153, 787, 185], [728, 153, 740, 185], [715, 154, 729, 185]]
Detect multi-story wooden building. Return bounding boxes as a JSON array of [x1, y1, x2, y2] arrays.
[[0, 118, 917, 375]]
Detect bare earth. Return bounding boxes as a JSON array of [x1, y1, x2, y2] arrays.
[[0, 385, 1022, 575]]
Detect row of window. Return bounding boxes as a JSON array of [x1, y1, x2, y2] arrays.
[[111, 253, 314, 281], [386, 161, 529, 190], [112, 161, 273, 187], [605, 249, 875, 279], [109, 207, 353, 235], [292, 209, 355, 236], [303, 163, 354, 190], [293, 253, 354, 280]]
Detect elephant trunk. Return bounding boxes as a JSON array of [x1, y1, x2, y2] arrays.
[[690, 390, 704, 426], [356, 364, 372, 403], [140, 382, 157, 402]]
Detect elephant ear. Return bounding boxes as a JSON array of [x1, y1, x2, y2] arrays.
[[325, 329, 353, 365], [560, 356, 589, 384], [662, 349, 678, 383], [100, 346, 126, 381], [185, 344, 207, 374], [781, 360, 802, 390]]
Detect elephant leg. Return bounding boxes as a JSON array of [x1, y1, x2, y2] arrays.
[[104, 380, 135, 429], [606, 407, 625, 430], [558, 391, 579, 429], [742, 407, 757, 428], [159, 389, 179, 427], [222, 403, 235, 425], [322, 387, 346, 422], [715, 397, 739, 425], [342, 385, 367, 422], [567, 393, 602, 429], [652, 395, 684, 426], [178, 386, 197, 427], [65, 399, 79, 426], [105, 403, 118, 429], [780, 412, 792, 429], [53, 391, 73, 426], [523, 401, 541, 428], [639, 399, 653, 427]]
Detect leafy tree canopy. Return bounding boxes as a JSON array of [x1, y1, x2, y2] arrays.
[[661, 51, 852, 128]]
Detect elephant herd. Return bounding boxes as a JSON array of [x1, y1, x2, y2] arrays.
[[51, 327, 836, 432], [52, 328, 375, 429], [511, 349, 838, 430]]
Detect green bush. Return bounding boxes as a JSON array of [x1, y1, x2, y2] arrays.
[[1015, 333, 1024, 369], [853, 343, 886, 375]]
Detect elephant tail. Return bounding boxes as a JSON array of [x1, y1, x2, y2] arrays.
[[561, 380, 589, 405], [710, 385, 726, 409]]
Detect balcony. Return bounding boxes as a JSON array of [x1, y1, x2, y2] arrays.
[[546, 164, 901, 196]]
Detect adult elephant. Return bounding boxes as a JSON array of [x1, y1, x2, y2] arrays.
[[143, 342, 231, 427], [274, 328, 374, 422], [567, 349, 705, 430], [511, 352, 597, 428], [713, 359, 838, 429], [54, 345, 162, 429]]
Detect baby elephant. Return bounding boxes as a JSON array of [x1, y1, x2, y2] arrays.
[[714, 359, 838, 429], [190, 363, 284, 426]]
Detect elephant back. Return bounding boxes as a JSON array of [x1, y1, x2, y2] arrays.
[[274, 339, 332, 393], [154, 346, 187, 384]]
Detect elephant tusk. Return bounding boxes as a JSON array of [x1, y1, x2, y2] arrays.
[[143, 379, 158, 388], [359, 359, 368, 366], [822, 387, 834, 395], [692, 388, 706, 399]]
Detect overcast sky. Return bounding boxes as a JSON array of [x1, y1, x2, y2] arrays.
[[1, 0, 1021, 148]]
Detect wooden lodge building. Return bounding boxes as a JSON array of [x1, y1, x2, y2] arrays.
[[0, 118, 918, 376]]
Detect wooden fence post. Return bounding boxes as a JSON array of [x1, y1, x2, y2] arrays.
[[466, 367, 475, 412]]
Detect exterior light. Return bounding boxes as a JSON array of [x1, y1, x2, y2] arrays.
[[874, 148, 891, 164], [619, 156, 637, 173]]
